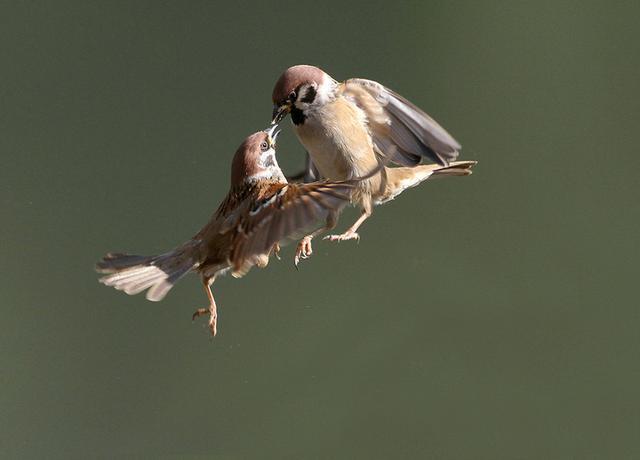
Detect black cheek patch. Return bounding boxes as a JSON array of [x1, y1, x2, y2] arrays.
[[291, 107, 306, 125], [263, 154, 276, 168], [300, 86, 317, 104]]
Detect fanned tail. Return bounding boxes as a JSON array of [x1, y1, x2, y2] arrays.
[[95, 241, 199, 301]]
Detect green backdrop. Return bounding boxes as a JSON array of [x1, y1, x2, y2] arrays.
[[2, 1, 639, 458]]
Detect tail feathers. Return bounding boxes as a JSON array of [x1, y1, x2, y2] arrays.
[[430, 160, 477, 178], [378, 160, 476, 204], [96, 245, 198, 302]]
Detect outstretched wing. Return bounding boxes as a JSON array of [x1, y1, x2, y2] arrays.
[[228, 182, 354, 271], [342, 78, 461, 166]]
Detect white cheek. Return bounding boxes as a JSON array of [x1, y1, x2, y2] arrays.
[[293, 86, 313, 110], [259, 148, 278, 168], [316, 75, 337, 104], [294, 100, 309, 110], [295, 79, 336, 112], [249, 148, 286, 183]]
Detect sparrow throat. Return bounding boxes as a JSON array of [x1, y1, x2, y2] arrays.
[[291, 107, 306, 125]]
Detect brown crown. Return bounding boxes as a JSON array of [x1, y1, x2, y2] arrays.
[[230, 131, 269, 186], [272, 65, 327, 104]]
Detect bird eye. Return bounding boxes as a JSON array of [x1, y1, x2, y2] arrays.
[[260, 141, 269, 151], [288, 91, 296, 101]]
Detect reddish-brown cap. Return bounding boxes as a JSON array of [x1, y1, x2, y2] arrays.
[[230, 131, 269, 187], [272, 65, 327, 104]]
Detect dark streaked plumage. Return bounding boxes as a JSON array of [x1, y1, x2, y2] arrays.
[[96, 128, 359, 336]]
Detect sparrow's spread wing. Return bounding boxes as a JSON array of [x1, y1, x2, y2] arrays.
[[342, 78, 461, 166], [229, 182, 354, 270]]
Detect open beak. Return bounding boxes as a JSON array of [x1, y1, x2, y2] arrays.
[[272, 128, 281, 144], [271, 102, 291, 124], [264, 124, 281, 146]]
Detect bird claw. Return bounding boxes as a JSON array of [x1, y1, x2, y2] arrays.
[[294, 237, 313, 268], [192, 306, 218, 336], [324, 231, 360, 243], [192, 308, 208, 321]]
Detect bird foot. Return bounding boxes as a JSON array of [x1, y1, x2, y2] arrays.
[[294, 236, 313, 267], [324, 231, 360, 243], [192, 305, 218, 336]]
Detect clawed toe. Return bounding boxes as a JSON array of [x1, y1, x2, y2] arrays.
[[192, 308, 208, 321], [294, 237, 313, 268], [324, 231, 360, 242], [192, 306, 218, 336]]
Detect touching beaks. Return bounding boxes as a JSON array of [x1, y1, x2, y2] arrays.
[[271, 102, 291, 124]]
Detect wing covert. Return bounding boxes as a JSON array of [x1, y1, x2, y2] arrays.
[[229, 182, 354, 270], [343, 78, 461, 166]]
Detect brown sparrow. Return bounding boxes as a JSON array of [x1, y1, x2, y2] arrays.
[[272, 65, 476, 259], [96, 126, 365, 336]]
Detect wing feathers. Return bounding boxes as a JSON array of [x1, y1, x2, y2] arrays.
[[229, 182, 353, 270], [343, 78, 461, 166]]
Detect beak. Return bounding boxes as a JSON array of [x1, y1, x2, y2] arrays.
[[271, 102, 291, 124], [264, 124, 281, 146]]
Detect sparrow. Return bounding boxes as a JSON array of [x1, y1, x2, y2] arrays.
[[96, 126, 365, 336], [271, 65, 476, 260]]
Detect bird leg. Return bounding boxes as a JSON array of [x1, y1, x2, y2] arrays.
[[324, 208, 371, 242], [192, 277, 218, 336], [294, 212, 338, 268], [272, 242, 281, 260]]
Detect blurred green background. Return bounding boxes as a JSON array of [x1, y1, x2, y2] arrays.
[[2, 1, 639, 458]]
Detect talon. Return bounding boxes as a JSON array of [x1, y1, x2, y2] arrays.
[[198, 280, 219, 337], [192, 308, 208, 321], [324, 231, 360, 242], [294, 237, 313, 267], [192, 305, 218, 336]]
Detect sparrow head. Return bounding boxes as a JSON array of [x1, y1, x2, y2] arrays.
[[271, 65, 336, 124], [230, 126, 284, 187]]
